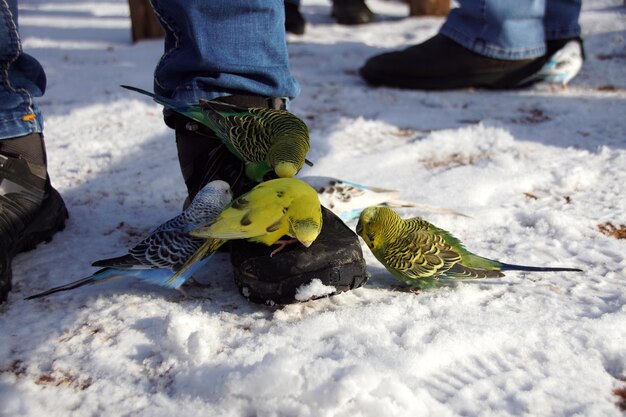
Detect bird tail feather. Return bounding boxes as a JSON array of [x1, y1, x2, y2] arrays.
[[24, 269, 119, 300], [446, 264, 505, 279], [384, 200, 470, 218], [121, 85, 194, 114], [499, 263, 582, 273], [165, 239, 225, 287]]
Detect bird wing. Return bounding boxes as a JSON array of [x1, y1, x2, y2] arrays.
[[383, 225, 462, 280], [306, 176, 399, 215], [92, 230, 205, 272], [203, 202, 288, 240], [199, 101, 272, 163]]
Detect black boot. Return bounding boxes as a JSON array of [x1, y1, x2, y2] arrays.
[[285, 1, 306, 35], [332, 0, 374, 25], [360, 33, 550, 90], [231, 206, 367, 305], [0, 133, 68, 303], [174, 95, 368, 304]]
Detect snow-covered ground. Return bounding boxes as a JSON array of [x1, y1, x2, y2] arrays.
[[2, 0, 626, 416]]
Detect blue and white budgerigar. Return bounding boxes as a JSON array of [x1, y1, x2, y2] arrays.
[[121, 85, 312, 182], [25, 181, 233, 300], [301, 175, 468, 222], [521, 40, 584, 87]]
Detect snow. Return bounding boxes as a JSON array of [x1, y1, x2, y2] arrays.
[[295, 279, 337, 301], [1, 0, 626, 416]]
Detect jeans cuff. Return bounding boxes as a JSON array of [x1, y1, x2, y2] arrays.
[[440, 23, 546, 60], [0, 110, 43, 141], [545, 25, 581, 41]]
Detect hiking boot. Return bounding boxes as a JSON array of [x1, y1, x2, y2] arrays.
[[360, 33, 551, 90], [174, 95, 368, 304], [332, 0, 374, 25], [285, 1, 306, 35], [0, 133, 68, 303], [231, 206, 367, 305]]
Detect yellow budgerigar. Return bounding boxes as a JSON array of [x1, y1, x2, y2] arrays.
[[190, 178, 323, 257]]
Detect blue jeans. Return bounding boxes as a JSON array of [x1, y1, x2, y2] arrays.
[[0, 0, 299, 140], [0, 0, 45, 140], [440, 0, 582, 60], [150, 0, 299, 103]]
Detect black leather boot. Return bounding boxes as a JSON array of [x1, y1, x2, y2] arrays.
[[285, 1, 306, 35], [332, 0, 374, 25], [360, 34, 550, 90], [0, 133, 68, 303]]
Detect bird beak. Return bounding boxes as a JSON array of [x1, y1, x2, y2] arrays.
[[301, 241, 313, 248]]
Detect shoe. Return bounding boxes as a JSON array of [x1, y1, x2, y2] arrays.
[[231, 206, 367, 305], [0, 133, 68, 303], [332, 0, 374, 25], [174, 95, 368, 304], [360, 33, 551, 90], [285, 1, 306, 35]]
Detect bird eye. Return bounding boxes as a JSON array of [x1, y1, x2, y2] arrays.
[[367, 232, 374, 242]]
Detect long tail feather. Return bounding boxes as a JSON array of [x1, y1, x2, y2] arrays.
[[384, 200, 470, 218], [446, 264, 505, 279], [24, 269, 119, 300], [499, 263, 583, 273], [165, 238, 225, 286], [121, 85, 194, 114]]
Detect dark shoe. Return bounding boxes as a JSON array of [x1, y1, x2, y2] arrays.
[[360, 33, 549, 90], [332, 0, 374, 25], [0, 133, 68, 303], [285, 1, 306, 35], [231, 206, 367, 305], [174, 95, 368, 304]]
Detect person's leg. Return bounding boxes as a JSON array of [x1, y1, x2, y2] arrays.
[[331, 0, 374, 25], [151, 0, 299, 104], [0, 0, 45, 140], [441, 0, 546, 60], [0, 0, 68, 303], [284, 0, 306, 35], [544, 0, 581, 42], [360, 0, 581, 89], [150, 0, 367, 305]]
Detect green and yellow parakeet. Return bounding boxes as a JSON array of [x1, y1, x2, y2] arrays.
[[190, 177, 322, 258], [356, 206, 582, 288], [121, 85, 311, 182]]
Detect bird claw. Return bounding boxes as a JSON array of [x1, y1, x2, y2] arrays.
[[390, 284, 422, 294], [269, 238, 298, 257]]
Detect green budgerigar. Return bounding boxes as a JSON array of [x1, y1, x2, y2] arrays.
[[356, 206, 582, 288], [122, 85, 311, 182]]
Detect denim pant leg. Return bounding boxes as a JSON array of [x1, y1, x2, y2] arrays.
[[544, 0, 581, 40], [0, 0, 45, 140], [150, 0, 299, 103], [440, 0, 547, 60]]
